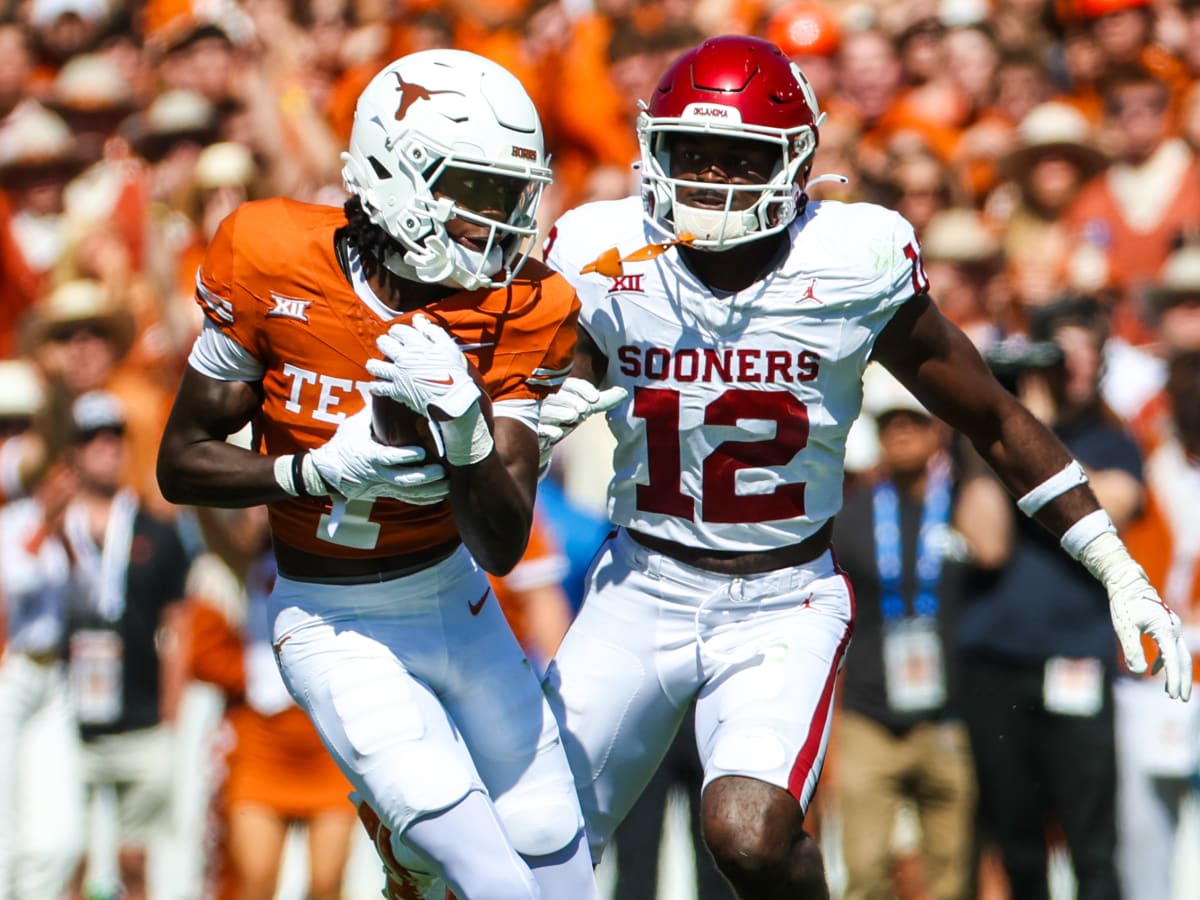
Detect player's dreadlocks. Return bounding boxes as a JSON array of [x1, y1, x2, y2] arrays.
[[335, 196, 398, 287]]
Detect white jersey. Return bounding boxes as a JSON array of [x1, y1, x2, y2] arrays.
[[545, 196, 927, 552]]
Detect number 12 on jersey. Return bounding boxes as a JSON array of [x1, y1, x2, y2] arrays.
[[633, 386, 810, 524]]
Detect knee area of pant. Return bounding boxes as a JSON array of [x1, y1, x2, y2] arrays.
[[365, 751, 475, 837], [708, 726, 791, 779], [494, 785, 584, 858]]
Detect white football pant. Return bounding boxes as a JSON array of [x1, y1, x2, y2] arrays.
[[544, 528, 854, 861]]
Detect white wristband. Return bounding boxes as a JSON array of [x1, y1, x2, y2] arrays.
[[1061, 509, 1118, 560], [1018, 460, 1088, 516], [274, 454, 299, 496], [437, 402, 495, 467]]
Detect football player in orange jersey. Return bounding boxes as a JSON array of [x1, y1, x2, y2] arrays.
[[157, 49, 595, 900]]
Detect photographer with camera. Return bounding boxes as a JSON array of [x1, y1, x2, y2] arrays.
[[957, 296, 1144, 900]]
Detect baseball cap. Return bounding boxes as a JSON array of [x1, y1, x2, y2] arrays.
[[862, 364, 929, 418], [71, 390, 126, 436], [29, 0, 108, 26]]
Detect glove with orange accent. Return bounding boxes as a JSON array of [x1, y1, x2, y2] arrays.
[[367, 315, 493, 466]]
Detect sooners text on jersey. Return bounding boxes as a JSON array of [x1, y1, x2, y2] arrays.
[[546, 196, 927, 552]]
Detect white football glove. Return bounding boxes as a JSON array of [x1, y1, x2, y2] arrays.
[[537, 377, 627, 459], [367, 315, 493, 466], [308, 407, 448, 504], [1081, 532, 1192, 701], [367, 315, 481, 419]]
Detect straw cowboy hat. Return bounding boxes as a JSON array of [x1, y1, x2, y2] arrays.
[[46, 53, 138, 124], [0, 103, 93, 188], [1144, 245, 1200, 320], [29, 0, 108, 27], [120, 89, 217, 161], [999, 102, 1107, 182], [193, 141, 257, 190], [921, 207, 1003, 266], [23, 279, 136, 358]]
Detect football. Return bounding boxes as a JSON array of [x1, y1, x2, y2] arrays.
[[370, 365, 493, 459]]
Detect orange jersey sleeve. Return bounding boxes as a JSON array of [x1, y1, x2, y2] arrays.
[[194, 201, 579, 561]]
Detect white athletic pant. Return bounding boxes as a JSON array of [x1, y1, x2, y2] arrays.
[[270, 545, 584, 861], [544, 528, 854, 859]]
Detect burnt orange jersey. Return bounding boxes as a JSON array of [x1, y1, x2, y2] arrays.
[[195, 198, 579, 559]]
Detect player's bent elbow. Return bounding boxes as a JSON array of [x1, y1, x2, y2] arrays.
[[470, 543, 524, 577], [462, 523, 531, 577], [155, 441, 204, 506], [155, 453, 185, 505]]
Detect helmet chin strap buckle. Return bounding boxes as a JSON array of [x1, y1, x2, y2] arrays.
[[429, 196, 455, 222]]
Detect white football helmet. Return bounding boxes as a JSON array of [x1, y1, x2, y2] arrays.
[[341, 49, 551, 290], [638, 35, 824, 249]]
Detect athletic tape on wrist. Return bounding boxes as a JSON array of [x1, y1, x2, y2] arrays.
[[1017, 460, 1088, 516], [274, 454, 299, 497], [1061, 508, 1117, 560], [439, 404, 494, 467]]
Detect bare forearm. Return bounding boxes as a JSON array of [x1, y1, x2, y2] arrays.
[[966, 400, 1101, 538], [157, 368, 293, 507], [447, 419, 537, 575], [157, 437, 292, 507]]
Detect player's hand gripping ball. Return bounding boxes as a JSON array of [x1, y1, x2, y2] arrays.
[[370, 363, 493, 460]]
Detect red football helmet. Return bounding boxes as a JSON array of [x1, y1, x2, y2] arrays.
[[638, 35, 823, 248]]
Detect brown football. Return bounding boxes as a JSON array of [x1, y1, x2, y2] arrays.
[[370, 364, 493, 459]]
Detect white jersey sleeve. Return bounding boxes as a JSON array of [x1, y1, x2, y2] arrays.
[[545, 197, 926, 552]]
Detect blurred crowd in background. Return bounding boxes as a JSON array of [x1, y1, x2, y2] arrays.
[[0, 0, 1198, 897]]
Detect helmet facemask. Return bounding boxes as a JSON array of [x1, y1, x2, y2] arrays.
[[639, 114, 818, 248]]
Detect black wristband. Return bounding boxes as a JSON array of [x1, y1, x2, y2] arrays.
[[292, 452, 311, 498]]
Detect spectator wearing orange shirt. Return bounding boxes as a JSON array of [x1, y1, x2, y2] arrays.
[[1063, 64, 1200, 346], [23, 279, 175, 519], [0, 104, 91, 355]]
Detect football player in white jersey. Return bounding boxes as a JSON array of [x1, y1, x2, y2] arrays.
[[536, 35, 1191, 900]]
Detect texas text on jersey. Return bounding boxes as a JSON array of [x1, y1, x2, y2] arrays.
[[196, 197, 578, 559]]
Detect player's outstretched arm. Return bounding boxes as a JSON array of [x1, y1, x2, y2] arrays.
[[873, 294, 1192, 701]]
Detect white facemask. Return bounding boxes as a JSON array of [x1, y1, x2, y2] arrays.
[[672, 203, 757, 244], [383, 234, 505, 291]]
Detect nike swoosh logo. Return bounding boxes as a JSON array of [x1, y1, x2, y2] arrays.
[[457, 342, 495, 351], [417, 375, 456, 386], [469, 588, 489, 616]]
